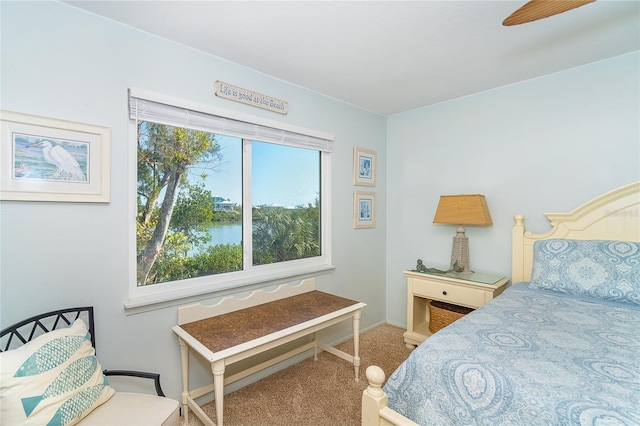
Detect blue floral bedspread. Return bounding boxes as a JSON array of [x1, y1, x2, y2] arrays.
[[384, 283, 640, 425]]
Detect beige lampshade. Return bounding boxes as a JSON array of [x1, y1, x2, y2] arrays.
[[433, 194, 492, 226]]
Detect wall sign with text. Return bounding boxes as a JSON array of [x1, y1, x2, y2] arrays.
[[215, 81, 288, 115]]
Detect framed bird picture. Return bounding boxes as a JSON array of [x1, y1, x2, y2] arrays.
[[0, 111, 110, 202]]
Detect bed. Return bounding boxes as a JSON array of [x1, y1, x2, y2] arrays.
[[362, 182, 640, 426]]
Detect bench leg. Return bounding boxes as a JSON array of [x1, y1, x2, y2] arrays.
[[353, 309, 361, 382], [213, 360, 226, 426], [178, 338, 190, 422], [313, 332, 319, 360]]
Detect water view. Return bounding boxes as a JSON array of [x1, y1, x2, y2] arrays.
[[208, 222, 242, 245], [190, 222, 242, 255]]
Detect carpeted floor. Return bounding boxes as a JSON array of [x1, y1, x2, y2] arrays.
[[182, 323, 413, 426]]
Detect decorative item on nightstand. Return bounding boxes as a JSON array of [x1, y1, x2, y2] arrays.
[[433, 194, 492, 274]]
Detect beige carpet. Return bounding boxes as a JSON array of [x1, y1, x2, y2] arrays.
[[182, 323, 412, 426]]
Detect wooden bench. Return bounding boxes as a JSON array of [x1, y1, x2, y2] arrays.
[[172, 278, 366, 426]]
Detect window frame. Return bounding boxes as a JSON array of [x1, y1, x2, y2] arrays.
[[125, 89, 333, 311]]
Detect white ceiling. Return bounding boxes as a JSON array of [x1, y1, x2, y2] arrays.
[[63, 0, 640, 116]]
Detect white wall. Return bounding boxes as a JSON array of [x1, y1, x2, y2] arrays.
[[385, 51, 640, 327], [0, 1, 387, 400]]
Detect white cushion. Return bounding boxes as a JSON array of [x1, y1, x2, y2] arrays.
[[80, 392, 180, 426], [0, 319, 115, 425]]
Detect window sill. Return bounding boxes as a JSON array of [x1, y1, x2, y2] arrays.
[[123, 264, 336, 315]]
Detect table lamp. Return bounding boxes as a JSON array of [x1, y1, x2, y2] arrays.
[[433, 194, 492, 273]]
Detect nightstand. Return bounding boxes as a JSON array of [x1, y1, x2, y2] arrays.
[[403, 270, 509, 348]]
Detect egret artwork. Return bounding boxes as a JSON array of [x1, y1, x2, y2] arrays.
[[13, 134, 88, 183]]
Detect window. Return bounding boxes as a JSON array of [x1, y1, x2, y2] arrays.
[[127, 89, 333, 308], [251, 141, 321, 265]]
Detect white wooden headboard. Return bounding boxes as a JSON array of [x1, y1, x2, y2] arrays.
[[512, 182, 640, 283]]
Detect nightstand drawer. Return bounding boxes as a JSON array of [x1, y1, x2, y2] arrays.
[[410, 278, 486, 308]]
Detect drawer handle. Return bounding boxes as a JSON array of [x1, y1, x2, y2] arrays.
[[442, 291, 447, 296]]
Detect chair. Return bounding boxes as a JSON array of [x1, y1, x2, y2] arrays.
[[0, 307, 180, 425]]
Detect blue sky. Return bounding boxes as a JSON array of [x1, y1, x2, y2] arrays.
[[191, 136, 320, 207]]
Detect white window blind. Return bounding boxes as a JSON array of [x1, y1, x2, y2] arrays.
[[129, 93, 333, 152]]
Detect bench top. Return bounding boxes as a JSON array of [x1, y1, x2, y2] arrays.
[[177, 290, 360, 354]]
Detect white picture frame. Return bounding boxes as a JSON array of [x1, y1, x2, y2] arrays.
[[0, 110, 110, 202], [354, 191, 376, 229], [353, 147, 376, 187]]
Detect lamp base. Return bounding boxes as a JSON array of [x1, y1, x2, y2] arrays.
[[450, 225, 471, 273]]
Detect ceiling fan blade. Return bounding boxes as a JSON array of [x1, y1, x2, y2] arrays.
[[503, 0, 596, 26]]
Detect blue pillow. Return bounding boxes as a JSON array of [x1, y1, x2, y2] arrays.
[[530, 239, 640, 306]]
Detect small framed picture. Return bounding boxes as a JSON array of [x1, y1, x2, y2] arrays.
[[0, 110, 110, 202], [354, 191, 376, 229], [353, 147, 376, 187]]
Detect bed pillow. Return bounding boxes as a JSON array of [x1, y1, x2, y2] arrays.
[[0, 319, 115, 425], [530, 238, 640, 306]]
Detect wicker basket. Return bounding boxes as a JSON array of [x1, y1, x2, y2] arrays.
[[428, 301, 474, 333]]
